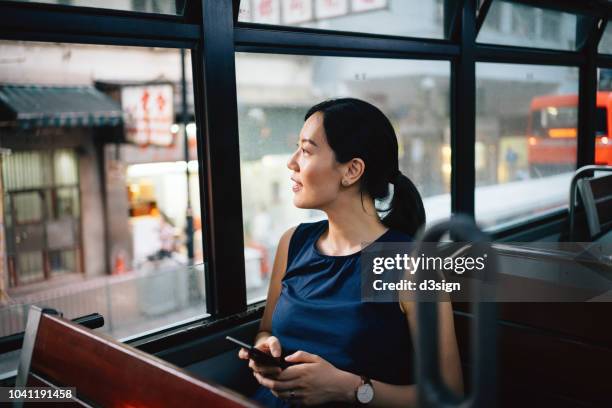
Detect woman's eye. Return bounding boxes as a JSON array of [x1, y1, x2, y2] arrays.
[[295, 143, 309, 155]]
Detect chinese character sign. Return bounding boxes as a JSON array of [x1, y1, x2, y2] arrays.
[[282, 0, 313, 24], [121, 84, 174, 147], [252, 0, 281, 24], [315, 0, 348, 19]]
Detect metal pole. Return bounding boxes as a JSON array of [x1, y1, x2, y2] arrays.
[[181, 48, 194, 265]]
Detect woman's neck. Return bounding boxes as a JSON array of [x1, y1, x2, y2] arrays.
[[318, 194, 388, 256]]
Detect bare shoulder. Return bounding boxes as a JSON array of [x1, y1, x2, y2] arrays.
[[270, 226, 298, 282], [259, 225, 299, 333], [278, 226, 298, 249], [399, 300, 414, 315]]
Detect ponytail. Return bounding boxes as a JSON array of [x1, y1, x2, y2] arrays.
[[381, 172, 426, 237]]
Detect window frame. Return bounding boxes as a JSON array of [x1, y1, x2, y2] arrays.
[[0, 0, 610, 362]]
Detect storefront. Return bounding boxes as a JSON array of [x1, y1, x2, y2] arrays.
[[0, 84, 122, 291]]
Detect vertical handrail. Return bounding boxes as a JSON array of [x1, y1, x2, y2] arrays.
[[414, 215, 498, 408]]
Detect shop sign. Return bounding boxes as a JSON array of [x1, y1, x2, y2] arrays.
[[252, 0, 281, 24], [315, 0, 348, 19], [282, 0, 313, 24], [121, 84, 174, 147]]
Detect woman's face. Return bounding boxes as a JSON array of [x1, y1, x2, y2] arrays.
[[287, 112, 344, 209]]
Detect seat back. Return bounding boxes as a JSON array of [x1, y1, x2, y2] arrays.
[[15, 306, 260, 408], [567, 166, 612, 242], [576, 173, 612, 241]]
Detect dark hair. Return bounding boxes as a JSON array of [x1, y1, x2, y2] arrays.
[[304, 98, 426, 237]]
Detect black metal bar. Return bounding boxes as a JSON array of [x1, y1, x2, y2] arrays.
[[199, 0, 247, 317], [0, 2, 199, 44], [577, 16, 600, 51], [182, 0, 203, 25], [444, 0, 463, 41], [0, 31, 195, 49], [475, 44, 585, 66], [234, 26, 460, 58], [0, 313, 104, 354], [233, 0, 241, 23], [577, 16, 600, 169], [476, 0, 493, 36], [452, 0, 476, 217], [597, 53, 612, 67]]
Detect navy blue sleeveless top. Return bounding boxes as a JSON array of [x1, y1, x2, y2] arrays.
[[252, 220, 415, 407]]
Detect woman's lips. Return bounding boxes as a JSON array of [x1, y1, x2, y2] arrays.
[[291, 179, 302, 192]]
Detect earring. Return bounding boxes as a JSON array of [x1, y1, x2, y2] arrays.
[[342, 180, 349, 186]]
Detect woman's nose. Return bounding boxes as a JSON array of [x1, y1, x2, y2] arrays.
[[287, 151, 299, 171]]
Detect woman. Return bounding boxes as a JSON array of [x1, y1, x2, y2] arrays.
[[238, 98, 463, 407]]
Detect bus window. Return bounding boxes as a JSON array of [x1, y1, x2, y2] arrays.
[[475, 63, 578, 229], [477, 1, 577, 51], [235, 54, 451, 304], [529, 106, 578, 138], [596, 107, 608, 136], [0, 42, 207, 376]]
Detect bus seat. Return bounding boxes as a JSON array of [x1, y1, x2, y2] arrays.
[[15, 305, 260, 407], [576, 174, 612, 241], [451, 243, 612, 406], [566, 166, 612, 242]]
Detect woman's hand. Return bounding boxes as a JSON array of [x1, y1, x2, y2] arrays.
[[253, 350, 359, 406], [237, 335, 283, 378]]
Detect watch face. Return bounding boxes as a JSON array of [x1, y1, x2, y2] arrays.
[[357, 383, 374, 403]]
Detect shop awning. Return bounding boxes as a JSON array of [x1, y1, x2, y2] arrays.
[[0, 85, 123, 129]]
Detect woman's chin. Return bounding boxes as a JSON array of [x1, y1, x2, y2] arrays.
[[293, 197, 305, 208], [292, 195, 312, 209]]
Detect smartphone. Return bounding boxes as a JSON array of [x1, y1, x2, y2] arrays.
[[226, 335, 293, 369]]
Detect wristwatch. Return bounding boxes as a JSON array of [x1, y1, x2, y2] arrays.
[[355, 376, 374, 405]]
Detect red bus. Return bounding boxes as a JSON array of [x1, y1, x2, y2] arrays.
[[527, 92, 612, 177]]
